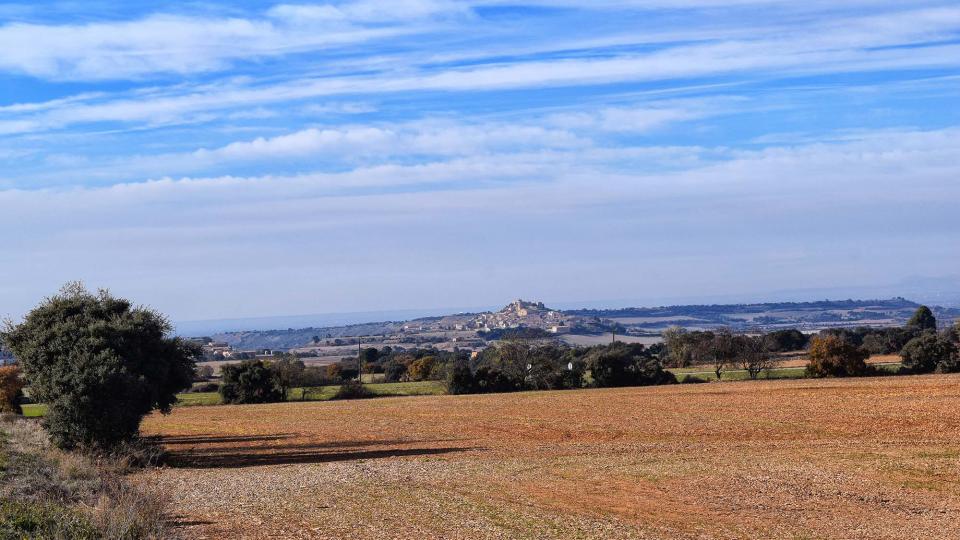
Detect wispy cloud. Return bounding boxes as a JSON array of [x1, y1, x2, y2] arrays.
[[0, 5, 956, 137], [0, 1, 957, 318], [3, 126, 956, 319], [4, 100, 724, 185], [0, 1, 465, 80]]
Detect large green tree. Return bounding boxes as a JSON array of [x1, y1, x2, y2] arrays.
[[805, 335, 870, 378], [270, 356, 305, 399], [1, 283, 198, 450], [900, 333, 958, 374], [585, 342, 674, 387], [906, 306, 937, 332], [219, 360, 284, 404]]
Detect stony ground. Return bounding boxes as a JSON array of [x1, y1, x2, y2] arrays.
[[140, 375, 960, 539]]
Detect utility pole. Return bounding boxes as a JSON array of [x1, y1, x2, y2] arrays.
[[357, 336, 363, 383]]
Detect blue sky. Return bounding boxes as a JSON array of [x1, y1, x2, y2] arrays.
[[1, 0, 959, 322]]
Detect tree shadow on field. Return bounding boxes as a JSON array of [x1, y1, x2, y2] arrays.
[[157, 434, 296, 445], [158, 434, 478, 469]]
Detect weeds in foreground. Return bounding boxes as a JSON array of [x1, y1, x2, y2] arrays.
[[0, 414, 169, 539]]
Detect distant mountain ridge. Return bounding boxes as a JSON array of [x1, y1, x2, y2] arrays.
[[205, 297, 960, 352], [566, 297, 921, 318]]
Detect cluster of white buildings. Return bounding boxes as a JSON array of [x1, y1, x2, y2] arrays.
[[471, 299, 572, 333]]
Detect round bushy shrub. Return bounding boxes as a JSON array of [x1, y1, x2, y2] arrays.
[[331, 380, 373, 400], [2, 284, 198, 450], [185, 382, 221, 393]]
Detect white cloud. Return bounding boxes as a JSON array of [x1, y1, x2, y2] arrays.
[[2, 126, 957, 319], [0, 1, 464, 80], [544, 98, 739, 132], [35, 119, 591, 182], [268, 1, 469, 23], [3, 126, 955, 223], [0, 4, 955, 135], [195, 126, 397, 160], [1, 2, 958, 320], [301, 102, 378, 115], [473, 0, 921, 10]]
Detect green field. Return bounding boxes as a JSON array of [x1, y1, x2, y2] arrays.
[[175, 392, 224, 407], [175, 380, 447, 408], [669, 361, 901, 382], [670, 367, 806, 382], [19, 365, 904, 415], [20, 381, 446, 417], [297, 380, 446, 401]]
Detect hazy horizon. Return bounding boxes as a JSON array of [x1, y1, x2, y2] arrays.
[[172, 276, 960, 335], [2, 1, 959, 323]]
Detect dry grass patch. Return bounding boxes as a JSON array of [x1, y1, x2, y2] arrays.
[[0, 415, 170, 539]]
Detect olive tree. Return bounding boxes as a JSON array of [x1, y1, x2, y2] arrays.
[[2, 283, 198, 450]]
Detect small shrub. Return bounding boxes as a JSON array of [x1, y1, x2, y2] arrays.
[[331, 380, 373, 400], [92, 476, 169, 540], [0, 365, 24, 415], [680, 375, 709, 384], [109, 437, 167, 469]]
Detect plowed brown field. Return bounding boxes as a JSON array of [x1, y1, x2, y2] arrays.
[[141, 374, 960, 539]]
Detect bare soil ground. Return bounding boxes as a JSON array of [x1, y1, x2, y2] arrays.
[[141, 375, 960, 539]]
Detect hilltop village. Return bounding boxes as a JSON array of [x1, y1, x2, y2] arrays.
[[196, 300, 603, 366], [193, 298, 959, 369]]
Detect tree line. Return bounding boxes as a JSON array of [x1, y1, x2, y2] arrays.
[[1, 283, 958, 453]]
